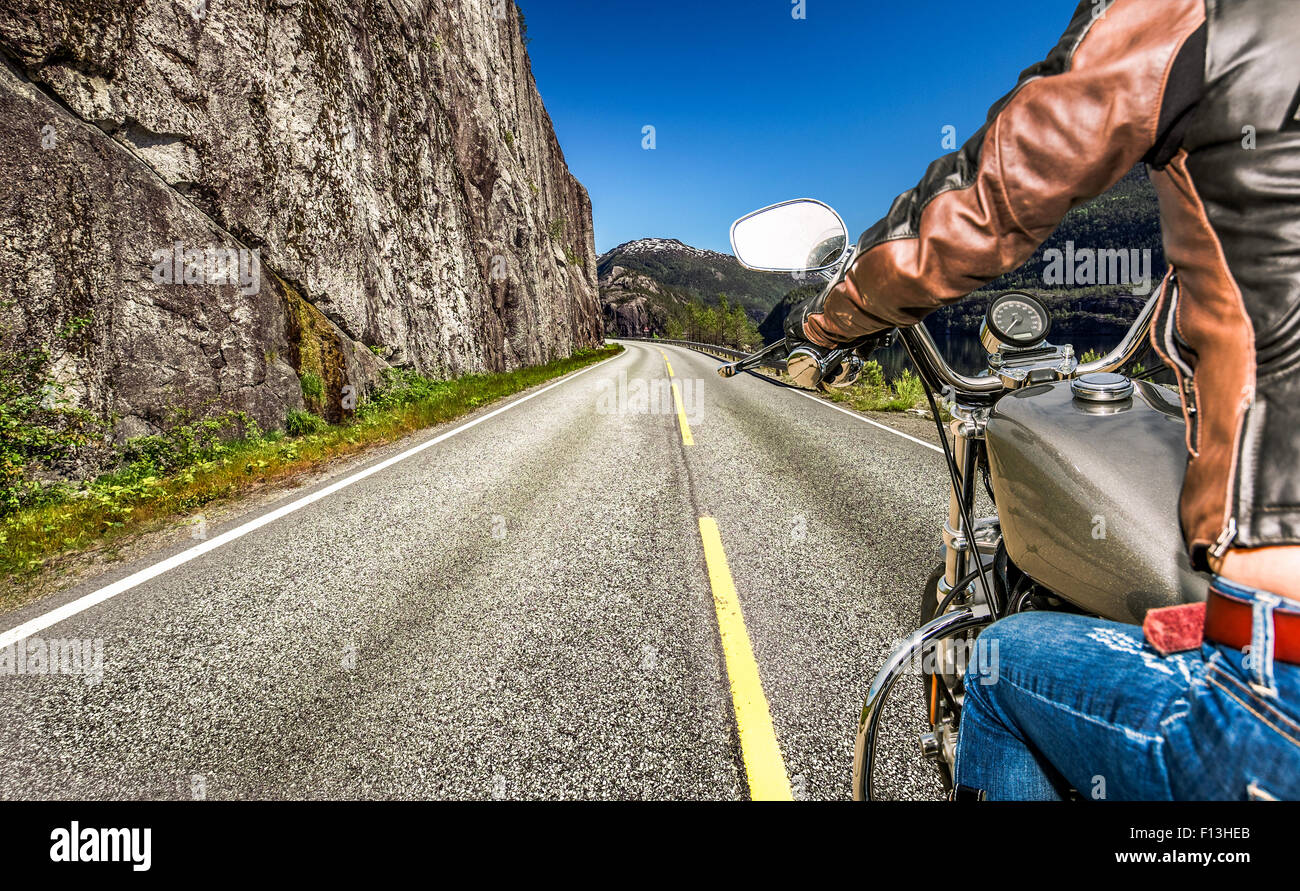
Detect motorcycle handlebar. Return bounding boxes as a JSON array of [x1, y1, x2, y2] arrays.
[[1074, 290, 1160, 376], [715, 338, 788, 378], [716, 289, 1160, 397], [901, 290, 1158, 398], [898, 325, 1002, 396]]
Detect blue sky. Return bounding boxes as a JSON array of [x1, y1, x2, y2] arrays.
[[521, 0, 1084, 254]]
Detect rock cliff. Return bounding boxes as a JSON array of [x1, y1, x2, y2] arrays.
[[0, 0, 600, 437]]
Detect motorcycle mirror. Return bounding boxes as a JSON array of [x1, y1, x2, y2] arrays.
[[730, 199, 849, 273]]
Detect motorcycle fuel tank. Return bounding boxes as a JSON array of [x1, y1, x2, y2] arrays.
[[985, 378, 1210, 624]]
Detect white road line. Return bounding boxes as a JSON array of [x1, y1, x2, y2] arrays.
[[0, 354, 623, 649], [796, 391, 944, 454], [650, 340, 944, 454]]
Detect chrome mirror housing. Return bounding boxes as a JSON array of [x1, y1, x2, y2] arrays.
[[730, 199, 849, 273]]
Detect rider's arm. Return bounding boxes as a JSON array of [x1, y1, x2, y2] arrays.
[[796, 0, 1207, 348]]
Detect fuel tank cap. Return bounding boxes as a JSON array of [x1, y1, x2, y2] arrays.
[[1071, 372, 1135, 404]]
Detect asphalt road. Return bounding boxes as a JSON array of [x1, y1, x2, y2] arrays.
[[0, 341, 951, 801]]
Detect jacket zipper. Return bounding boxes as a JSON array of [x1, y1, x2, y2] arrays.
[[1210, 518, 1238, 561], [1211, 392, 1256, 563], [1157, 275, 1202, 453]]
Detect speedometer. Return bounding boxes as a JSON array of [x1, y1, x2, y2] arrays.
[[983, 292, 1051, 351]]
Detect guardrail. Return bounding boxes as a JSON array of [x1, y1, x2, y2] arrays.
[[613, 337, 793, 387], [615, 337, 786, 371]]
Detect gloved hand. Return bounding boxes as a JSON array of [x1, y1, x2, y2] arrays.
[[783, 290, 831, 388], [783, 291, 895, 390]]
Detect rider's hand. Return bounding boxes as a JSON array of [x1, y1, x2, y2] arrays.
[[783, 292, 832, 388], [784, 291, 895, 390]]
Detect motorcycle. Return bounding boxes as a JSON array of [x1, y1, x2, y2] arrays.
[[720, 199, 1210, 800]]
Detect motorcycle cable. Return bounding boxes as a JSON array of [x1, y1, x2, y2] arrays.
[[932, 566, 983, 621], [921, 565, 984, 736], [917, 376, 1001, 622], [930, 565, 981, 715], [979, 454, 996, 506], [1128, 363, 1168, 383], [1119, 343, 1171, 383]]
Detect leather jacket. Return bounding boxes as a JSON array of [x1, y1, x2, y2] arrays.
[[793, 0, 1300, 569]]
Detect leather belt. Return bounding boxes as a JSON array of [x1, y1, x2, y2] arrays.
[[1204, 589, 1300, 666]]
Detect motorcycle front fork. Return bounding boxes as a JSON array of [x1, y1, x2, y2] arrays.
[[941, 414, 999, 605], [852, 411, 1000, 800]]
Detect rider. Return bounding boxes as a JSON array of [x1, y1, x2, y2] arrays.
[[784, 0, 1300, 799]]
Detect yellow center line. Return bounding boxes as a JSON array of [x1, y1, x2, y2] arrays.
[[672, 381, 694, 446], [697, 517, 793, 801], [660, 349, 692, 445]]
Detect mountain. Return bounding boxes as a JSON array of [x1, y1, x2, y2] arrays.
[[0, 0, 601, 436], [760, 165, 1166, 344], [598, 238, 801, 337]]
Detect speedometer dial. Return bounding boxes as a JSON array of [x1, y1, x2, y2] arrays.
[[986, 292, 1051, 349]]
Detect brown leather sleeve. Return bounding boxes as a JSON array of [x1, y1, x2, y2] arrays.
[[803, 0, 1207, 348]]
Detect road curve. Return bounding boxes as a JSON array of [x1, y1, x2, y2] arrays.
[[0, 341, 949, 800]]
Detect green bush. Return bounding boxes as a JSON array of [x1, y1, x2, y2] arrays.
[[859, 359, 886, 390], [118, 409, 259, 478], [826, 361, 928, 413], [357, 368, 451, 417], [285, 410, 329, 437], [0, 343, 99, 517], [888, 369, 927, 410]]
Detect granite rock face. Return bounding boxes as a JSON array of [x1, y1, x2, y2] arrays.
[[0, 0, 600, 438]]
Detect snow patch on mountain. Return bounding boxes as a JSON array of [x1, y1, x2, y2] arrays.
[[599, 238, 732, 263]]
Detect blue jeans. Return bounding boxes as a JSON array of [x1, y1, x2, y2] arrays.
[[953, 578, 1300, 800]]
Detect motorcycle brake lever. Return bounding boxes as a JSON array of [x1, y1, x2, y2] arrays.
[[717, 338, 788, 379]]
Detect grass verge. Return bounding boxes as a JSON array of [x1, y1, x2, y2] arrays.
[[823, 362, 928, 413], [771, 359, 929, 413], [0, 345, 621, 606]]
